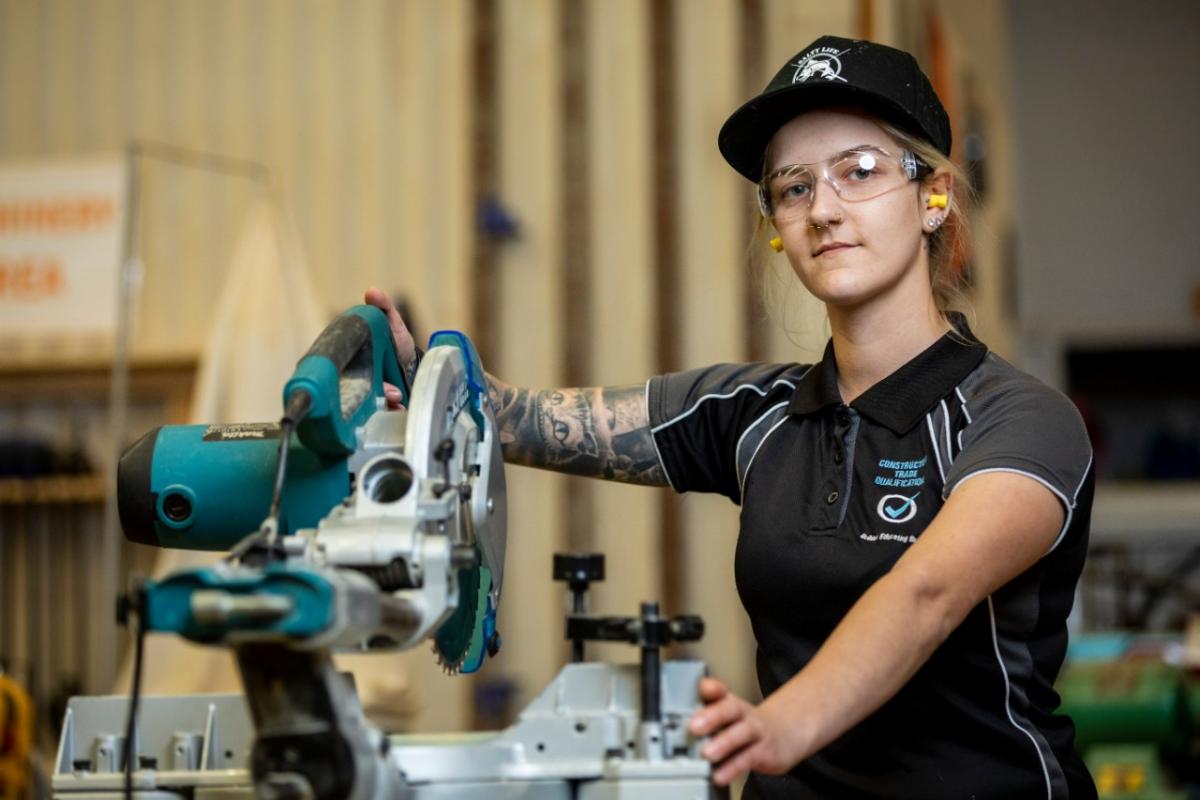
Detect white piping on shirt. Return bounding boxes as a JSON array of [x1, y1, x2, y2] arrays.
[[949, 464, 1090, 555], [649, 378, 797, 435], [988, 596, 1054, 800], [926, 413, 947, 483], [645, 378, 678, 492], [954, 386, 973, 451], [739, 415, 792, 499], [940, 398, 953, 463], [954, 386, 973, 423], [734, 401, 790, 487]]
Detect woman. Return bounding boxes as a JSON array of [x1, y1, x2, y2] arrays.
[[369, 35, 1096, 799]]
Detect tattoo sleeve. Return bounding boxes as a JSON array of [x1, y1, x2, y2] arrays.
[[485, 374, 668, 487]]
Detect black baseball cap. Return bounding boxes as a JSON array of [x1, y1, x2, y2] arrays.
[[718, 36, 952, 183]]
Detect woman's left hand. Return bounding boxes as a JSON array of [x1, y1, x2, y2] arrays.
[[689, 676, 798, 786]]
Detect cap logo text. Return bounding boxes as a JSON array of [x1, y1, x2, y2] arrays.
[[792, 47, 849, 84]]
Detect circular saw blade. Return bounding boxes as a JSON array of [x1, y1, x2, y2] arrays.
[[406, 340, 496, 674], [432, 566, 492, 671]]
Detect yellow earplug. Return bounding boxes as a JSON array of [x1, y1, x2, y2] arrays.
[[928, 193, 948, 209], [769, 236, 784, 253]]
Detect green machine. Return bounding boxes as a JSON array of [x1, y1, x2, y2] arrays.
[[1058, 634, 1200, 799]]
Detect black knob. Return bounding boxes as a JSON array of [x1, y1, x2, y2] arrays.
[[553, 553, 605, 590]]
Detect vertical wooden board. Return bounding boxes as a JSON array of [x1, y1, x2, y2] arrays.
[[672, 0, 758, 700], [393, 0, 427, 326], [0, 0, 42, 154], [129, 0, 171, 353], [78, 0, 124, 152], [261, 0, 308, 310], [373, 1, 403, 307], [9, 519, 28, 689], [173, 0, 211, 354], [394, 0, 475, 334], [870, 0, 902, 47], [280, 3, 320, 315], [394, 0, 430, 328], [493, 0, 567, 708], [432, 0, 475, 333], [583, 0, 659, 658], [304, 1, 343, 307], [346, 0, 388, 296], [43, 0, 83, 153]]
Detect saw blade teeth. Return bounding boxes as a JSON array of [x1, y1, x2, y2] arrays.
[[433, 649, 463, 675]]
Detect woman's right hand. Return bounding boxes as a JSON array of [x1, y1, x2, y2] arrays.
[[364, 286, 417, 409]]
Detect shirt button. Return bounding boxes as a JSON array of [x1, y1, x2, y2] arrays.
[[833, 450, 844, 464], [836, 409, 851, 426], [826, 491, 839, 504]]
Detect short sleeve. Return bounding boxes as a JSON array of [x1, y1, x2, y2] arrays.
[[648, 362, 803, 502], [945, 377, 1093, 512]]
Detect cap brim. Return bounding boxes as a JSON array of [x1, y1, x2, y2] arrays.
[[718, 82, 931, 183]]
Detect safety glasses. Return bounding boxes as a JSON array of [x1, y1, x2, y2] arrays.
[[758, 146, 928, 221]]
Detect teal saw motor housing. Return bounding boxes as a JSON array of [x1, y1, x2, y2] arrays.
[[117, 304, 407, 551], [118, 422, 349, 550]]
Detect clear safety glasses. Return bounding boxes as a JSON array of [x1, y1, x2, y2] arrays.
[[757, 146, 928, 222]]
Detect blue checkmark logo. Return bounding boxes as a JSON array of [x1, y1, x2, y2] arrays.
[[877, 493, 919, 524]]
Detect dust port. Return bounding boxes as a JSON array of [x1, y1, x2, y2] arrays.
[[362, 456, 414, 503]]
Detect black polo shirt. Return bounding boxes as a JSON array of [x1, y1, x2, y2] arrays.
[[647, 329, 1096, 799]]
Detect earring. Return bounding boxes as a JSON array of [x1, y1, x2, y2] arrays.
[[926, 217, 943, 229], [769, 236, 784, 253], [927, 194, 948, 209]]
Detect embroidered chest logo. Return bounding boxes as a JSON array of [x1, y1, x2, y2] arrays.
[[876, 493, 919, 524], [791, 47, 849, 84], [874, 456, 926, 488]]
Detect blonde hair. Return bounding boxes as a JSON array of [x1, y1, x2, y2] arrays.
[[749, 118, 975, 326], [876, 121, 975, 318]]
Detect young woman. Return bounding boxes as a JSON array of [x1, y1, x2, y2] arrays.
[[368, 35, 1096, 800]]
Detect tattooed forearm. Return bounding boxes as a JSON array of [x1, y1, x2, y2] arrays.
[[485, 374, 667, 486]]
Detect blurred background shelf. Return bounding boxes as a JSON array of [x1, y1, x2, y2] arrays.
[[1092, 482, 1200, 544]]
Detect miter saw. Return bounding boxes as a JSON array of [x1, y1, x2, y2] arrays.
[[52, 304, 722, 800], [111, 305, 506, 799], [115, 305, 504, 674]]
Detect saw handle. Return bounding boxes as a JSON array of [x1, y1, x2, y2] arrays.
[[283, 305, 408, 458]]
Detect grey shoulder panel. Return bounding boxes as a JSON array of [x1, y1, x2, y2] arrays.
[[947, 354, 1092, 504]]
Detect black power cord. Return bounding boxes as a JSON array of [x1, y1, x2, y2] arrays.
[[223, 389, 313, 565], [117, 583, 148, 800]]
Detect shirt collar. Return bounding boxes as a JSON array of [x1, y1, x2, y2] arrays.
[[786, 316, 988, 434]]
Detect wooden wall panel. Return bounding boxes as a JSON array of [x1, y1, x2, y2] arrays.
[[583, 0, 660, 660], [672, 0, 758, 700], [346, 0, 389, 295], [394, 0, 474, 337], [493, 0, 568, 708], [0, 1, 39, 155]]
